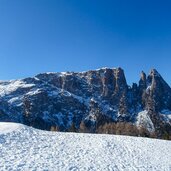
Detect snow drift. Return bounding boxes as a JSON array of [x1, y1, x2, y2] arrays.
[[0, 122, 171, 171]]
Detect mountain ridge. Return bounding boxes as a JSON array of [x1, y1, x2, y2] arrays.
[[0, 67, 171, 139], [1, 67, 170, 87]]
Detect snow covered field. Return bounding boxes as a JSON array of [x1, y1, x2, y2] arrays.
[[0, 122, 171, 171]]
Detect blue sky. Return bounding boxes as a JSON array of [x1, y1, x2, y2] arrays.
[[0, 0, 171, 85]]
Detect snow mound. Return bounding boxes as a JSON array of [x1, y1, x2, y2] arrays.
[[0, 122, 22, 134], [0, 122, 171, 171]]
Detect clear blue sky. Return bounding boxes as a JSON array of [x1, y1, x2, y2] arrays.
[[0, 0, 171, 85]]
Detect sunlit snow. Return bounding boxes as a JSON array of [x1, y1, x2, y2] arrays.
[[0, 122, 171, 171]]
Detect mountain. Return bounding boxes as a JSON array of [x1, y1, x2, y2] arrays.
[[0, 122, 171, 170], [0, 67, 171, 139]]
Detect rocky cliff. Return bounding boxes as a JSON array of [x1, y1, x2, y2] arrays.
[[0, 67, 171, 139]]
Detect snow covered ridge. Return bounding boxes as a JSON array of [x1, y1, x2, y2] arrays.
[[0, 80, 35, 96], [0, 67, 171, 140], [0, 122, 171, 171]]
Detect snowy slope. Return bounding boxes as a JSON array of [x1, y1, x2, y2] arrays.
[[136, 110, 155, 132], [0, 122, 171, 171], [0, 122, 21, 134]]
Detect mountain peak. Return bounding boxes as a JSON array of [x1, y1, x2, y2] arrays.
[[149, 69, 161, 77], [140, 71, 146, 81], [0, 67, 171, 139]]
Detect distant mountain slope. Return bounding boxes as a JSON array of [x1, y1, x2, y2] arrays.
[[0, 67, 171, 139], [0, 122, 171, 170]]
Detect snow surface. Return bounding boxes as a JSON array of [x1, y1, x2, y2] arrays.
[[136, 110, 155, 132], [161, 109, 171, 120], [0, 122, 171, 171], [0, 122, 21, 134], [0, 80, 35, 96]]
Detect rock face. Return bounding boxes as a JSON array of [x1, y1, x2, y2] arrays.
[[0, 67, 171, 139]]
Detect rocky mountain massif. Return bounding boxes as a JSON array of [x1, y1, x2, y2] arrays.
[[0, 67, 171, 139]]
